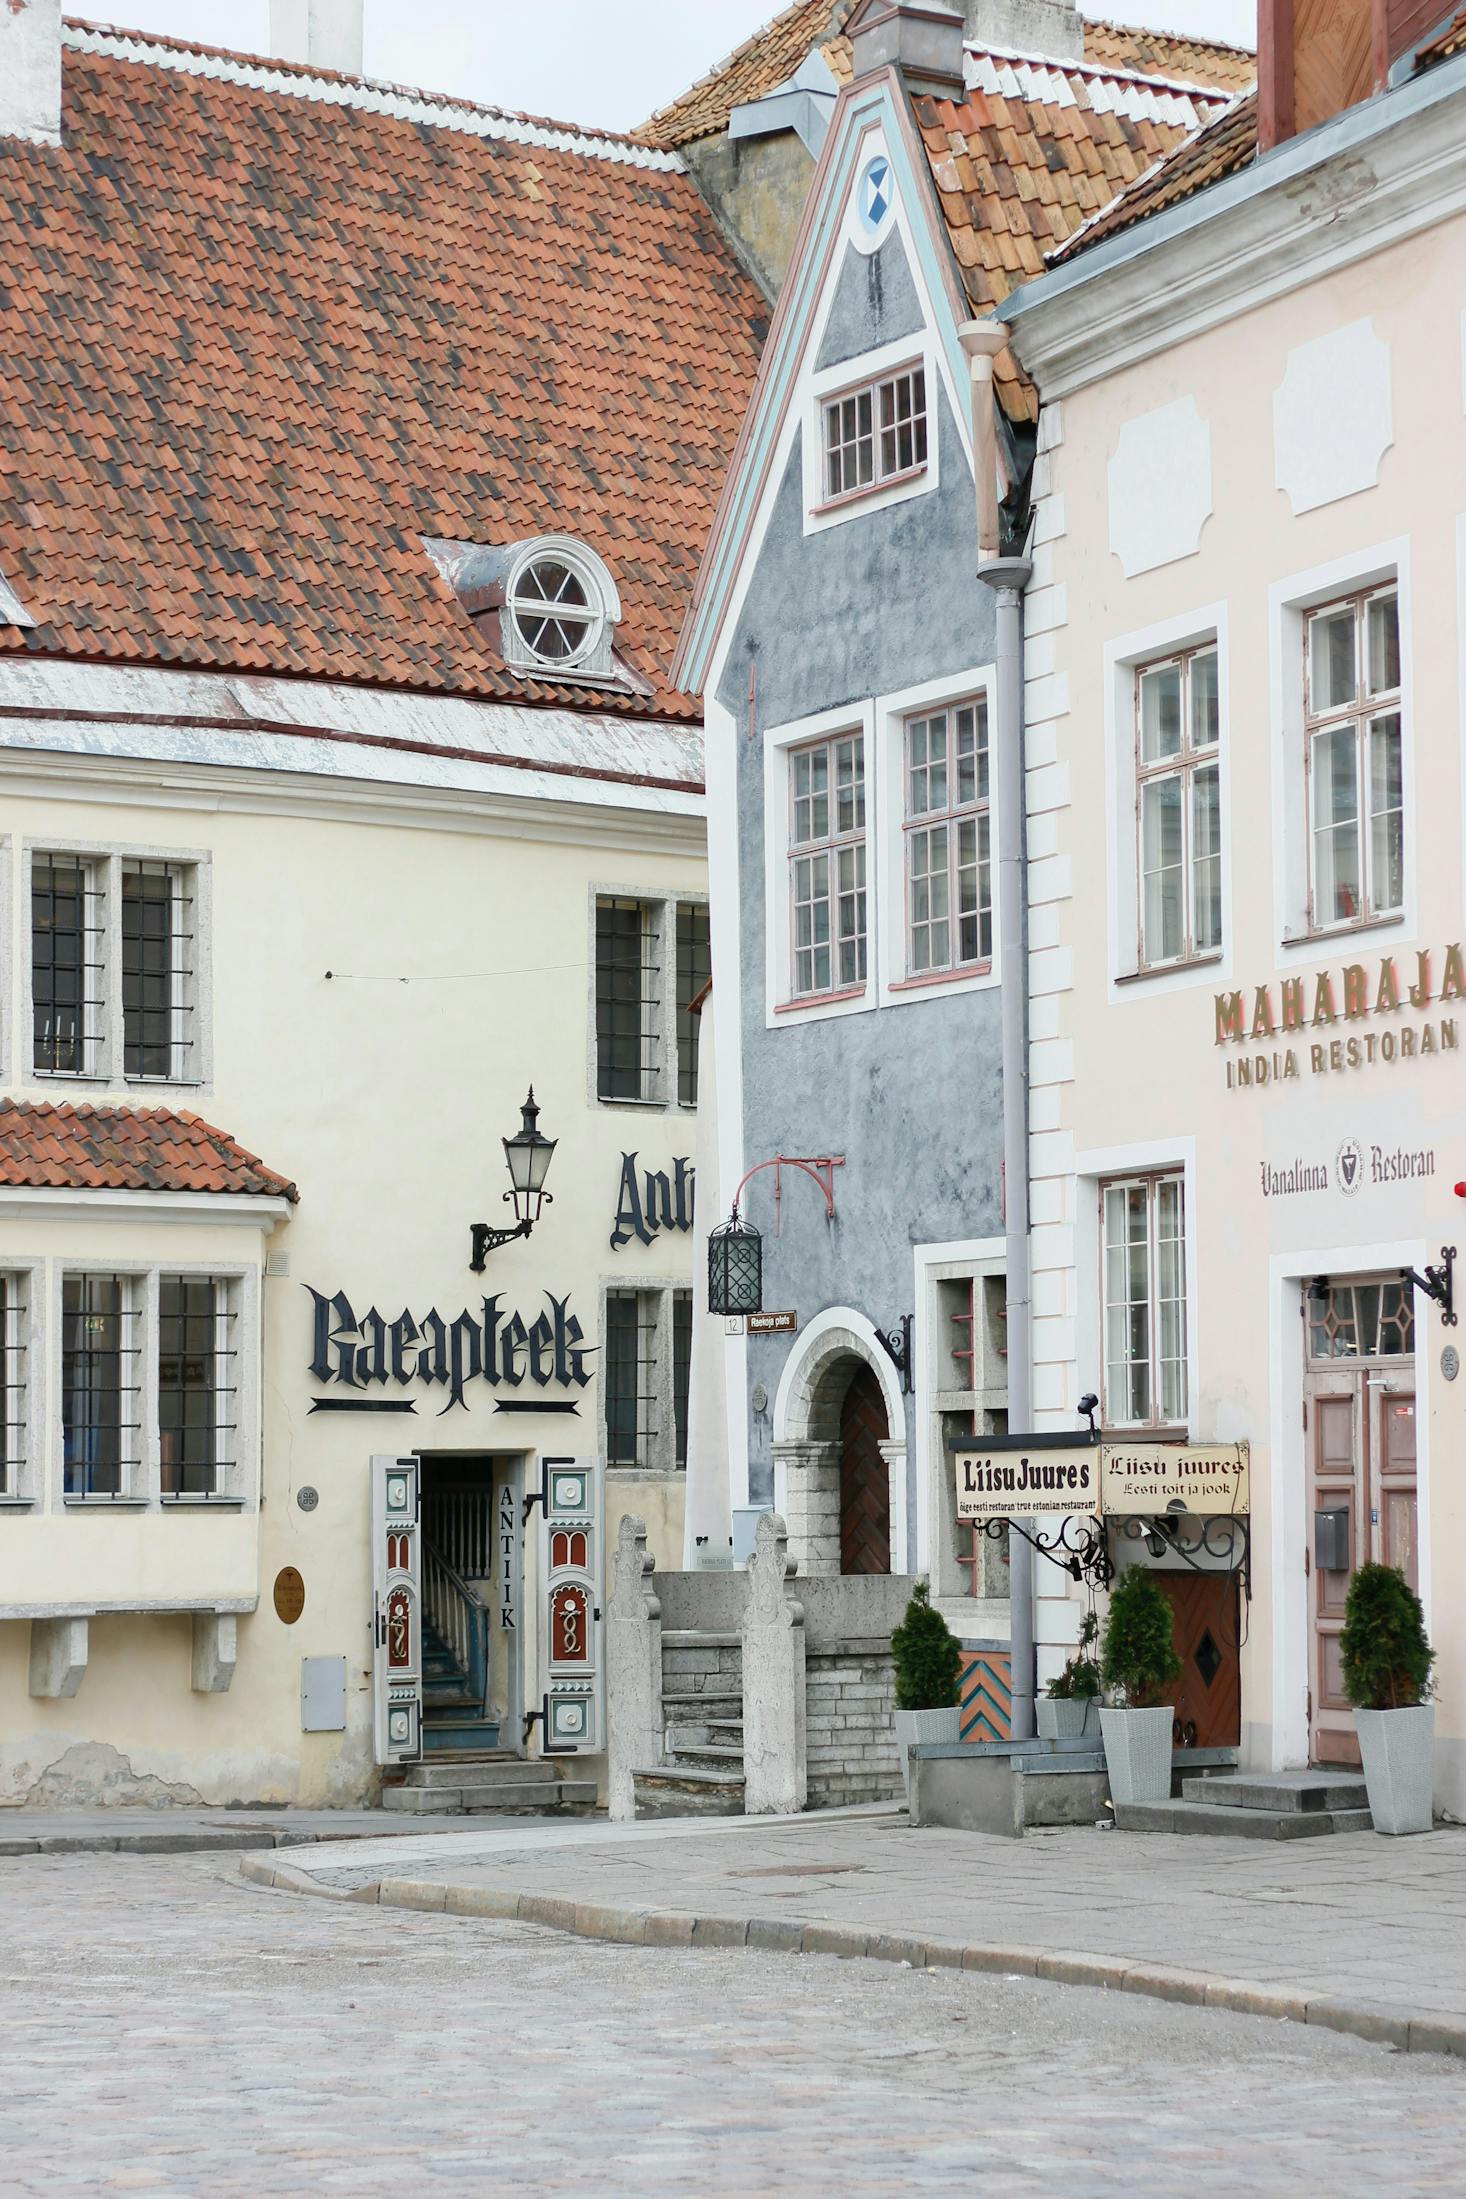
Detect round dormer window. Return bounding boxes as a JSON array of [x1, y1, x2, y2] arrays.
[[501, 539, 619, 678]]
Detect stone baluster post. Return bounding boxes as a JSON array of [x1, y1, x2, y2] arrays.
[[605, 1515, 662, 1823], [741, 1512, 806, 1815]]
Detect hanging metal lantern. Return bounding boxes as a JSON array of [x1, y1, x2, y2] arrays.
[[708, 1209, 763, 1316]]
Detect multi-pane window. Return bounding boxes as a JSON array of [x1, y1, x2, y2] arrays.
[[158, 1276, 237, 1497], [1102, 1174, 1187, 1428], [603, 1286, 691, 1473], [122, 860, 195, 1081], [905, 697, 992, 976], [675, 903, 711, 1108], [790, 733, 867, 999], [1135, 646, 1220, 967], [0, 1272, 26, 1498], [822, 366, 927, 500], [596, 898, 660, 1102], [673, 1289, 693, 1470], [62, 1274, 142, 1497], [1305, 587, 1402, 930], [32, 856, 104, 1076]]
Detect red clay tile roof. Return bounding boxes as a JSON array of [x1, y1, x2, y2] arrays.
[[1048, 86, 1257, 261], [914, 53, 1230, 419], [0, 1100, 299, 1202], [636, 3, 1252, 148], [0, 24, 769, 721], [1417, 3, 1466, 64]]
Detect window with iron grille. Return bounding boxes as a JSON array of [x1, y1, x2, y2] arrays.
[[158, 1276, 237, 1497], [0, 1272, 27, 1498], [122, 860, 197, 1082], [673, 1289, 693, 1469], [62, 1274, 142, 1498], [904, 697, 992, 977], [1101, 1173, 1187, 1428], [1305, 587, 1402, 930], [1134, 644, 1220, 968], [675, 902, 711, 1107], [604, 1289, 659, 1468], [31, 856, 105, 1076], [596, 898, 661, 1102], [789, 732, 866, 999], [822, 365, 927, 501]]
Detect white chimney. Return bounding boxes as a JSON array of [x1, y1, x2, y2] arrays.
[[0, 0, 62, 145], [270, 0, 365, 75]]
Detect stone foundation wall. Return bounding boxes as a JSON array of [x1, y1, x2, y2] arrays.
[[805, 1636, 901, 1808]]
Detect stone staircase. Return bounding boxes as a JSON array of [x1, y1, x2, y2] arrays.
[[420, 1614, 501, 1755], [382, 1752, 599, 1816], [632, 1630, 747, 1818], [1116, 1768, 1373, 1839]]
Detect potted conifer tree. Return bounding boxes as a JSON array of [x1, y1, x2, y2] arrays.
[[891, 1581, 962, 1803], [1341, 1561, 1435, 1835], [1038, 1610, 1101, 1740], [1099, 1565, 1181, 1805]]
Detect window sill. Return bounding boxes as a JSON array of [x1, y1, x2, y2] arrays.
[[775, 986, 868, 1015], [1283, 912, 1406, 948], [161, 1495, 244, 1509], [811, 464, 928, 518], [0, 1496, 35, 1509], [595, 1095, 668, 1112], [1114, 954, 1224, 988], [63, 1495, 149, 1508], [888, 965, 992, 995], [606, 1465, 686, 1478]]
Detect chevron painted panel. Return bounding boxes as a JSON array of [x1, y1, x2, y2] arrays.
[[959, 1649, 1012, 1743]]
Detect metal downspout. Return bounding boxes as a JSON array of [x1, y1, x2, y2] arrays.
[[961, 322, 1034, 1742]]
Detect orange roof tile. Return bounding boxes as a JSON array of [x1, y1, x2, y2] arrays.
[[1417, 3, 1466, 64], [1047, 87, 1257, 261], [636, 3, 1253, 149], [0, 1101, 299, 1202], [0, 25, 769, 720]]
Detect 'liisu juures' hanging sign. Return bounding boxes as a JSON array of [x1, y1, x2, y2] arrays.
[[306, 1286, 594, 1415], [953, 1437, 1249, 1519]]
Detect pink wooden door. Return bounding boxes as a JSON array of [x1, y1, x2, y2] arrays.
[[1307, 1383, 1361, 1767]]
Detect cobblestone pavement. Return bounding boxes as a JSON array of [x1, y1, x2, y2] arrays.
[[3, 1853, 1466, 2197], [293, 1811, 1466, 2023]]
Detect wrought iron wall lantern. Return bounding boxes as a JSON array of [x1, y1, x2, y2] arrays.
[[469, 1089, 557, 1272], [706, 1154, 844, 1317]]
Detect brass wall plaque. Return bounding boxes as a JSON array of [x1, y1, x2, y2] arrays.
[[273, 1566, 306, 1625]]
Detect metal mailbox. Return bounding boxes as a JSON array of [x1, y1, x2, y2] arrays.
[[1314, 1507, 1351, 1574]]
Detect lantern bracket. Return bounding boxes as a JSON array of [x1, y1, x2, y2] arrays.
[[730, 1154, 844, 1236], [1402, 1245, 1456, 1327]]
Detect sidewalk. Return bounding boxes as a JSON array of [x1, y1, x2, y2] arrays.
[[244, 1808, 1466, 2061], [0, 1805, 478, 1854]]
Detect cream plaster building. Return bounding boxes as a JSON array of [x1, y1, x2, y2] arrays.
[[1001, 5, 1466, 1796]]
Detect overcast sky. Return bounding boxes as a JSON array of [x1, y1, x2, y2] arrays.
[[82, 0, 1256, 133]]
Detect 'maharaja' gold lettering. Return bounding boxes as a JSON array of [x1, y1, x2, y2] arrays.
[[1343, 964, 1368, 1020], [1376, 958, 1400, 1014], [1215, 991, 1244, 1045], [1312, 973, 1337, 1027], [1251, 985, 1275, 1039], [1443, 944, 1466, 1003], [1281, 976, 1306, 1031], [1410, 950, 1432, 1009]]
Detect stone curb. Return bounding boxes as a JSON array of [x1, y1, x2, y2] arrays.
[[0, 1827, 434, 1859], [239, 1855, 1466, 2064]]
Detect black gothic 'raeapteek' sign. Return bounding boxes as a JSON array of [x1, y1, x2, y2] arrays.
[[308, 1286, 594, 1415], [609, 1153, 695, 1250]]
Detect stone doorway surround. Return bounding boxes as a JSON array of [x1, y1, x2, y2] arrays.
[[771, 1308, 907, 1576]]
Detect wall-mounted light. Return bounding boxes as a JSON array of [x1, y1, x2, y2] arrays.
[[469, 1089, 557, 1272], [708, 1210, 763, 1317]]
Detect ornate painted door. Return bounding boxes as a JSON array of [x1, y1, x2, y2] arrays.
[[539, 1455, 605, 1753], [371, 1453, 422, 1765], [840, 1363, 890, 1575]]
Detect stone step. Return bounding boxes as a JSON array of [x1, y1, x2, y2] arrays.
[[382, 1778, 598, 1816], [661, 1688, 742, 1711], [632, 1770, 747, 1820], [403, 1753, 558, 1788], [1180, 1771, 1369, 1814], [666, 1743, 745, 1771], [660, 1631, 741, 1649], [1116, 1799, 1374, 1839]]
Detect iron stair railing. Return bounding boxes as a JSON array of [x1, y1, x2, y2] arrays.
[[422, 1537, 490, 1719]]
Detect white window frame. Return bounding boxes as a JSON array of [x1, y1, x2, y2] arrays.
[[818, 359, 929, 506], [500, 535, 621, 683], [911, 1237, 1008, 1612], [42, 1258, 258, 1512], [1098, 1170, 1189, 1432], [1270, 539, 1414, 960], [787, 727, 868, 1003], [1074, 1138, 1197, 1447], [20, 840, 213, 1093], [803, 332, 942, 538], [0, 1259, 42, 1508], [762, 701, 877, 1028], [1301, 583, 1403, 936], [875, 669, 1000, 1008], [588, 886, 709, 1110], [1104, 607, 1230, 998], [1133, 642, 1222, 972]]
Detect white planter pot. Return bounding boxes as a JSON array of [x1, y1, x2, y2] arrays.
[[1037, 1696, 1097, 1741], [1355, 1703, 1435, 1835], [894, 1705, 962, 1804], [1099, 1705, 1174, 1806]]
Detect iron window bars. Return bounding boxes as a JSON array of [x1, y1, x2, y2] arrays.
[[0, 1273, 26, 1497], [604, 1289, 660, 1469], [122, 859, 196, 1082], [32, 857, 105, 1076], [596, 897, 662, 1102], [904, 697, 992, 978], [789, 732, 867, 999], [62, 1274, 142, 1498], [822, 365, 928, 501], [1304, 586, 1402, 931], [158, 1275, 238, 1497], [675, 902, 711, 1107], [1134, 644, 1221, 968], [673, 1289, 693, 1470]]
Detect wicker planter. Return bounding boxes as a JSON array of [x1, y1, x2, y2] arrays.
[[1037, 1695, 1097, 1741], [1355, 1703, 1435, 1835], [894, 1706, 962, 1804], [1099, 1704, 1173, 1806]]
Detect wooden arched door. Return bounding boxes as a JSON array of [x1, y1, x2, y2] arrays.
[[839, 1362, 891, 1575]]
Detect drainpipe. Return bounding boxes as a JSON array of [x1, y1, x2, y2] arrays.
[[961, 321, 1035, 1742]]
